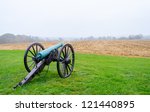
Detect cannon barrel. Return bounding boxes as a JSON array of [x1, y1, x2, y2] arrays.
[[36, 43, 63, 60]]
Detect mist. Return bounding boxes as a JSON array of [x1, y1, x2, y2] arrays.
[[0, 0, 150, 39]]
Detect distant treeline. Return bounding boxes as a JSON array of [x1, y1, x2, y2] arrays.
[[0, 33, 149, 44], [78, 34, 150, 41], [0, 33, 50, 44]]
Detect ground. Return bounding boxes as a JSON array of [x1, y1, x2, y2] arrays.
[[0, 40, 150, 94]]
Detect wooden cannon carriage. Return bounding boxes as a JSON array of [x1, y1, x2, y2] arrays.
[[13, 43, 75, 89]]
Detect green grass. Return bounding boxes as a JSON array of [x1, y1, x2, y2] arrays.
[[0, 50, 150, 95]]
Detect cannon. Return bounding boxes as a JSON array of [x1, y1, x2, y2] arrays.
[[13, 43, 75, 89]]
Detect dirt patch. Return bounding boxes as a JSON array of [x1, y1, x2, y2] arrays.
[[0, 40, 150, 57]]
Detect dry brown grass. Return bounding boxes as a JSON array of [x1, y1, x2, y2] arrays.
[[0, 40, 150, 57], [69, 40, 150, 57], [0, 42, 58, 50]]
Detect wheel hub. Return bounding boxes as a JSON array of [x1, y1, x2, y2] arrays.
[[64, 58, 71, 64]]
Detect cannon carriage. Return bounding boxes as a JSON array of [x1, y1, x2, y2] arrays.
[[14, 43, 75, 89]]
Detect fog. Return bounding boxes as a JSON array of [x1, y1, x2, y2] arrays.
[[0, 0, 150, 39]]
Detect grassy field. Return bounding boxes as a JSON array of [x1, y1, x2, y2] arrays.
[[0, 50, 150, 95]]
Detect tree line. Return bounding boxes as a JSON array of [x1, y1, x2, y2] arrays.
[[0, 33, 45, 44], [0, 33, 149, 44]]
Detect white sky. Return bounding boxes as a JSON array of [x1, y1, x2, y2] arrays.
[[0, 0, 150, 38]]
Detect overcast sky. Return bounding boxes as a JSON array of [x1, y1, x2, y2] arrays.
[[0, 0, 150, 38]]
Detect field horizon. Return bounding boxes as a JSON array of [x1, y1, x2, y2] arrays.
[[0, 40, 150, 57]]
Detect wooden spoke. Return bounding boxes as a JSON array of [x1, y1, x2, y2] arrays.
[[36, 44, 38, 54], [29, 50, 35, 56], [32, 46, 36, 55], [28, 61, 35, 68], [66, 65, 68, 76], [63, 63, 66, 75], [67, 64, 72, 72], [66, 46, 69, 56], [62, 50, 65, 57], [64, 46, 67, 55]]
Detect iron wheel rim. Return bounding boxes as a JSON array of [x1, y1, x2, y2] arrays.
[[57, 44, 75, 78], [24, 43, 45, 73]]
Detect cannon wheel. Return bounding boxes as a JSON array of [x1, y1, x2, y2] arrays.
[[57, 44, 75, 78], [24, 43, 45, 73]]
